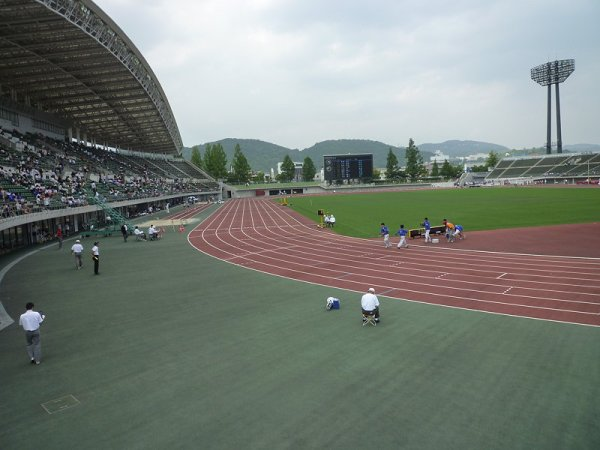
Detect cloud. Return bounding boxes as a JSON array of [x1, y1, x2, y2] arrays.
[[96, 0, 600, 149]]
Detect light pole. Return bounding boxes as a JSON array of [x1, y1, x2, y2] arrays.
[[531, 59, 575, 154]]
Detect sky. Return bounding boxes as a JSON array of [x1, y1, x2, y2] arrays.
[[95, 0, 600, 150]]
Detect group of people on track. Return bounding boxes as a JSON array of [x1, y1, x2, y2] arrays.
[[379, 218, 464, 248]]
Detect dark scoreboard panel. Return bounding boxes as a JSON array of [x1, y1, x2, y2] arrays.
[[323, 154, 373, 181]]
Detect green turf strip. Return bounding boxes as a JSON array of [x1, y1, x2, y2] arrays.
[[1, 204, 599, 449], [287, 187, 600, 237]]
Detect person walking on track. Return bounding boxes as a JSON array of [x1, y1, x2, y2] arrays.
[[395, 224, 409, 248], [380, 223, 391, 248], [422, 217, 432, 243]]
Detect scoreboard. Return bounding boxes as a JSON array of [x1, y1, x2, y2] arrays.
[[323, 154, 373, 182]]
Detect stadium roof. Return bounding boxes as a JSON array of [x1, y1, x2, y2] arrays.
[[0, 0, 183, 155]]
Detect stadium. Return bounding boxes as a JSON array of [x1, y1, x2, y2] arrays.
[[1, 1, 600, 449]]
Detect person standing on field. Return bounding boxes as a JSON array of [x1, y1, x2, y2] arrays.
[[19, 302, 45, 365], [91, 241, 100, 275], [56, 226, 63, 249], [71, 239, 83, 269]]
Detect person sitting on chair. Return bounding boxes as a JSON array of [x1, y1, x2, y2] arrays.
[[134, 226, 146, 241], [148, 224, 159, 240], [361, 287, 380, 323]]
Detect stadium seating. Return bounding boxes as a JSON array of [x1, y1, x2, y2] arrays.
[[486, 153, 600, 183]]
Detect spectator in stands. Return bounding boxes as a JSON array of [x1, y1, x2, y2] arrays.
[[361, 287, 380, 324], [71, 239, 83, 269]]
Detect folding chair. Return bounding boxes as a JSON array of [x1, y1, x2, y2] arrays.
[[362, 311, 377, 327]]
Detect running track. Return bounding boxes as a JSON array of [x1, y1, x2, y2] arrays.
[[188, 198, 600, 327]]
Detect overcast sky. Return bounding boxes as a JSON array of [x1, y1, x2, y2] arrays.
[[95, 0, 599, 150]]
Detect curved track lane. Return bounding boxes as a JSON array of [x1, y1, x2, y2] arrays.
[[188, 198, 600, 327]]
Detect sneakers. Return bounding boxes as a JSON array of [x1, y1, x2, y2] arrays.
[[30, 359, 35, 365], [35, 361, 40, 365]]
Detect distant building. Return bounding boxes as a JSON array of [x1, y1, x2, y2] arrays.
[[430, 150, 450, 163], [464, 153, 489, 162], [277, 161, 303, 181]]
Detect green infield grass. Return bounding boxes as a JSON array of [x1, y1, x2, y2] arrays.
[[287, 187, 600, 238]]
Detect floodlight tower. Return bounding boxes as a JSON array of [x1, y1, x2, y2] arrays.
[[530, 59, 575, 154]]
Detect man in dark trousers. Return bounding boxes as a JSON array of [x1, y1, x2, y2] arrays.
[[92, 241, 100, 274], [121, 223, 128, 242]]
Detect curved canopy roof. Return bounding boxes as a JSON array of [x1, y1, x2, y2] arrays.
[[0, 0, 183, 154]]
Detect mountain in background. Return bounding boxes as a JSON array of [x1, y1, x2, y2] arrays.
[[181, 138, 598, 173], [563, 143, 600, 152], [182, 138, 422, 172]]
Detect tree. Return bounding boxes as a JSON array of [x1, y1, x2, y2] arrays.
[[486, 151, 499, 169], [440, 160, 454, 179], [385, 148, 400, 181], [203, 143, 228, 179], [470, 164, 488, 172], [190, 145, 203, 170], [404, 138, 426, 182], [302, 156, 316, 182], [252, 171, 265, 183], [430, 160, 439, 177], [372, 168, 381, 180], [279, 155, 296, 182], [231, 143, 251, 183]]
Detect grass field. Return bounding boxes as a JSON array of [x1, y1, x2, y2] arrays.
[[287, 187, 600, 238]]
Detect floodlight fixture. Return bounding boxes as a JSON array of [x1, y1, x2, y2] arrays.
[[530, 59, 575, 154], [531, 59, 575, 86]]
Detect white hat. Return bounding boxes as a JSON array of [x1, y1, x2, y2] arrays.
[[368, 287, 375, 293], [76, 239, 80, 243]]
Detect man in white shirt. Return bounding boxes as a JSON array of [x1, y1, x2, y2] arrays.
[[148, 225, 158, 240], [134, 226, 146, 241], [329, 214, 336, 227], [19, 302, 45, 365], [361, 287, 380, 323], [91, 241, 100, 275], [71, 239, 83, 270]]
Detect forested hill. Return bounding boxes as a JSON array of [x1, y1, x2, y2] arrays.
[[181, 138, 511, 173]]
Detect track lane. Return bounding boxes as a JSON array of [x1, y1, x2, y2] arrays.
[[189, 198, 600, 326]]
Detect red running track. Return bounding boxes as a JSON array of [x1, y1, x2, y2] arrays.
[[188, 198, 600, 327]]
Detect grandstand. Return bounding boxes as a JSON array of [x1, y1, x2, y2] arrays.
[[485, 153, 600, 184], [0, 0, 219, 252]]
